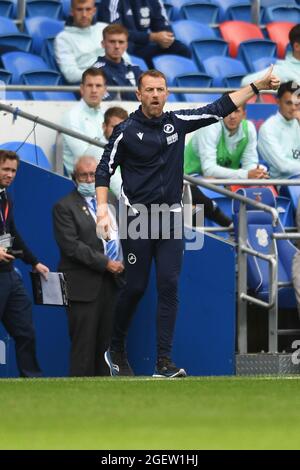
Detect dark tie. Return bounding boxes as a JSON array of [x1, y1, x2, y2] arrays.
[[106, 239, 119, 261], [91, 197, 97, 214]]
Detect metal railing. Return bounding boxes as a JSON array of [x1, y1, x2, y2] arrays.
[[184, 174, 300, 354]]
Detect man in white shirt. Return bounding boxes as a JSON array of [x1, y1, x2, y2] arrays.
[[54, 0, 107, 84], [62, 67, 106, 177], [258, 81, 300, 179], [184, 94, 267, 180]]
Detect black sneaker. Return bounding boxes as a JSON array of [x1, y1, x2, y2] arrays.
[[104, 350, 134, 377], [153, 357, 187, 378]]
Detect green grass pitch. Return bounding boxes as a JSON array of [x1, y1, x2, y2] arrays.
[[1, 376, 300, 450]]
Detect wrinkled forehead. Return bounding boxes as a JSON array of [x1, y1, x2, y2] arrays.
[[140, 76, 167, 90]]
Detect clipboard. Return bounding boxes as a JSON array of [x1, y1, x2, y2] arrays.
[[30, 272, 68, 306]]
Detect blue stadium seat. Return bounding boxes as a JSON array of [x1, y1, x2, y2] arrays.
[[128, 55, 148, 72], [181, 1, 219, 24], [280, 174, 300, 211], [263, 5, 300, 23], [192, 38, 229, 68], [0, 68, 11, 83], [4, 91, 27, 100], [172, 20, 216, 48], [25, 0, 63, 19], [276, 195, 295, 228], [21, 69, 75, 100], [0, 17, 32, 52], [227, 2, 252, 21], [214, 0, 251, 21], [0, 142, 52, 170], [62, 0, 71, 18], [0, 0, 14, 18], [24, 17, 64, 54], [40, 37, 59, 70], [175, 73, 213, 101], [237, 39, 277, 72], [163, 2, 174, 20], [202, 55, 247, 86], [252, 56, 274, 72], [152, 54, 199, 85], [1, 51, 52, 83], [233, 187, 297, 308]]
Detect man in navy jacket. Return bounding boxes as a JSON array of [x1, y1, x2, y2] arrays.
[[98, 0, 191, 67], [96, 67, 280, 378], [0, 150, 49, 377], [93, 24, 142, 101]]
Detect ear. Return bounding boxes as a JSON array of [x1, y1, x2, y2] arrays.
[[136, 88, 141, 102]]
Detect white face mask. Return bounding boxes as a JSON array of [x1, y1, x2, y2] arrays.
[[77, 182, 95, 197]]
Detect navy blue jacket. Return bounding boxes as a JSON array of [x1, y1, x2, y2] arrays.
[[0, 192, 38, 272], [95, 95, 237, 207], [98, 0, 171, 46], [93, 56, 142, 101]]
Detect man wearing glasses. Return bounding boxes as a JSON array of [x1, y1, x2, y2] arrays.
[[53, 156, 124, 377]]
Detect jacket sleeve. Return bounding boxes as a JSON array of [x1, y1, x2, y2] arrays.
[[174, 94, 237, 135], [9, 204, 39, 266], [53, 201, 108, 273], [95, 125, 125, 188], [54, 32, 82, 84], [150, 0, 173, 32]]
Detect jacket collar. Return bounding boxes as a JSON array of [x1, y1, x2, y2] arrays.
[[131, 106, 167, 127]]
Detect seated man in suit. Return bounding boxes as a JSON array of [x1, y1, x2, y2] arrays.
[[53, 156, 124, 377]]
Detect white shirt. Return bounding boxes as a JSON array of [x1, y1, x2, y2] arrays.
[[190, 119, 258, 179]]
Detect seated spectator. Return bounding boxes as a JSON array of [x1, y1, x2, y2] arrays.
[[258, 81, 300, 179], [102, 106, 129, 141], [242, 24, 300, 87], [184, 94, 267, 180], [54, 0, 107, 84], [93, 24, 143, 101], [98, 0, 191, 68], [62, 68, 106, 177]]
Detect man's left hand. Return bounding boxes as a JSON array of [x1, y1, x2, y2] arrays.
[[33, 263, 49, 280]]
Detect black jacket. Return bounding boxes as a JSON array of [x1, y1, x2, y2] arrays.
[[95, 95, 237, 207], [0, 191, 38, 272], [98, 0, 171, 46], [93, 55, 142, 101]]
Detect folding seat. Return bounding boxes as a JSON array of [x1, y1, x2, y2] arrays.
[[263, 5, 300, 24], [237, 39, 277, 72], [172, 20, 216, 49], [25, 0, 63, 19], [227, 2, 253, 22], [163, 2, 174, 20], [0, 68, 11, 83], [0, 17, 32, 52], [62, 0, 71, 18], [24, 17, 64, 54], [3, 91, 27, 99], [233, 187, 297, 308], [219, 20, 264, 57], [214, 0, 251, 21], [192, 38, 229, 68], [0, 142, 52, 170], [128, 55, 148, 72], [0, 0, 14, 18], [252, 56, 274, 72], [266, 21, 296, 58], [1, 51, 51, 83], [175, 73, 213, 101], [280, 174, 300, 211], [152, 55, 199, 85], [181, 1, 219, 24], [202, 55, 247, 86], [21, 70, 76, 100]]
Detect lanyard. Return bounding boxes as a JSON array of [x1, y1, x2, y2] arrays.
[[0, 199, 9, 233]]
